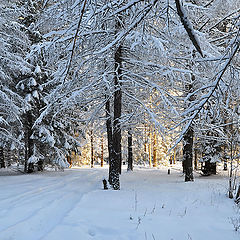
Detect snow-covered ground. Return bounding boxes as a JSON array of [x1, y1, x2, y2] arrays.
[[0, 166, 239, 240]]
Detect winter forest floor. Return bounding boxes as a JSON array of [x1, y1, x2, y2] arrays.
[[0, 165, 239, 240]]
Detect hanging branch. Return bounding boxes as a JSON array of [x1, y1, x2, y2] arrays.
[[63, 0, 87, 83], [175, 0, 204, 57], [172, 37, 240, 149]]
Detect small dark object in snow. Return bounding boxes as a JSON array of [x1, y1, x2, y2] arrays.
[[102, 179, 108, 190], [168, 169, 170, 175]]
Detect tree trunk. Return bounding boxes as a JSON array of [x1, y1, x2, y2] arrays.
[[148, 128, 152, 167], [153, 131, 157, 167], [223, 145, 228, 170], [182, 157, 186, 173], [194, 148, 198, 170], [183, 80, 194, 181], [204, 161, 216, 175], [235, 184, 240, 202], [106, 98, 114, 185], [173, 148, 176, 164], [24, 110, 34, 173], [183, 127, 194, 181], [0, 147, 5, 168], [223, 159, 228, 171], [101, 137, 104, 167], [144, 124, 147, 153], [90, 130, 94, 168], [228, 140, 234, 198], [107, 12, 124, 189], [6, 149, 11, 167], [37, 160, 44, 171], [127, 129, 133, 171], [113, 48, 122, 175], [109, 44, 122, 190]]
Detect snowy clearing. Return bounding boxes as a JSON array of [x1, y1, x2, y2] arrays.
[[0, 166, 239, 240]]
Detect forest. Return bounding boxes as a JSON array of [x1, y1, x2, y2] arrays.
[[0, 0, 240, 194], [1, 1, 240, 239]]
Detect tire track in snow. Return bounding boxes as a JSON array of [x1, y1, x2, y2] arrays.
[[0, 172, 86, 204], [37, 181, 100, 240], [0, 169, 102, 240], [1, 177, 82, 208]]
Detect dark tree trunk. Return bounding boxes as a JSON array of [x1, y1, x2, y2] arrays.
[[183, 80, 194, 181], [28, 163, 34, 173], [24, 110, 34, 173], [90, 130, 94, 168], [182, 159, 186, 173], [113, 46, 122, 176], [223, 159, 228, 171], [0, 147, 5, 168], [127, 129, 133, 171], [101, 137, 104, 167], [204, 161, 216, 175], [223, 145, 228, 170], [183, 127, 194, 181], [7, 149, 13, 167], [106, 12, 123, 189], [106, 98, 114, 185], [235, 184, 240, 202], [194, 148, 198, 170], [24, 139, 28, 173], [153, 131, 157, 167], [109, 44, 122, 190], [37, 160, 44, 171]]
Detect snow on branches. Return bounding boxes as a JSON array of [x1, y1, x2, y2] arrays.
[[175, 0, 204, 57]]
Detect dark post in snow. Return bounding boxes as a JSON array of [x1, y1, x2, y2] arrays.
[[127, 129, 133, 171]]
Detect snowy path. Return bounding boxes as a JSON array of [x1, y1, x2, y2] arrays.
[[0, 167, 239, 240], [0, 169, 102, 240]]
